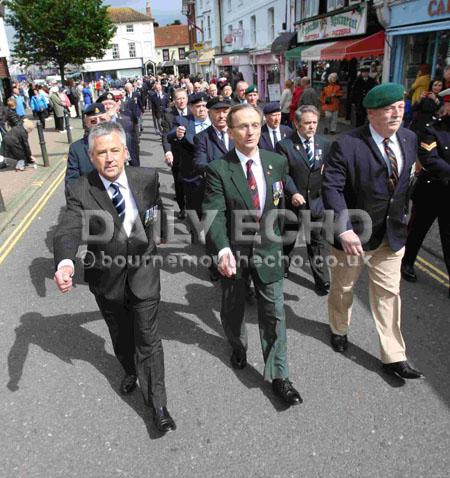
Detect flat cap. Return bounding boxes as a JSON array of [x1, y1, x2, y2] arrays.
[[263, 102, 281, 115], [189, 92, 208, 104], [84, 103, 106, 116], [362, 82, 404, 109], [97, 92, 115, 103], [206, 95, 232, 109], [245, 84, 258, 95]]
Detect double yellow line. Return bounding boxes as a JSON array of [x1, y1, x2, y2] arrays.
[[415, 255, 449, 287], [0, 167, 66, 266]]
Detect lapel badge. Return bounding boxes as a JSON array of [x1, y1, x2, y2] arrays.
[[295, 144, 300, 151], [267, 164, 273, 176], [272, 181, 283, 206]]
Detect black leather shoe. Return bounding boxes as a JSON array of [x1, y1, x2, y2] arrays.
[[272, 379, 303, 405], [246, 286, 256, 303], [382, 361, 424, 379], [177, 209, 186, 220], [401, 263, 417, 282], [153, 407, 176, 433], [120, 374, 137, 394], [315, 281, 330, 296], [330, 333, 348, 353], [230, 350, 247, 369], [209, 267, 220, 282]]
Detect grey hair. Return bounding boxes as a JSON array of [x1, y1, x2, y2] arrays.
[[294, 105, 320, 123], [88, 122, 126, 153]]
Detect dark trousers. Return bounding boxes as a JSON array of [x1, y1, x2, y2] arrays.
[[54, 114, 64, 131], [220, 267, 288, 381], [403, 180, 450, 276], [152, 110, 162, 133], [35, 110, 46, 129], [283, 209, 330, 286], [171, 165, 185, 212], [95, 285, 167, 409]]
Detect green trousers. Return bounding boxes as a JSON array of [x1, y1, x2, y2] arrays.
[[220, 267, 288, 381]]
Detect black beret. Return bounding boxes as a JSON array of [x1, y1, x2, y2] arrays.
[[96, 92, 115, 103], [263, 102, 281, 115], [362, 82, 404, 109], [189, 92, 208, 104], [84, 103, 106, 116], [206, 95, 232, 109]]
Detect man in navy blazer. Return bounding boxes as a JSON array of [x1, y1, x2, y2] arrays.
[[276, 105, 330, 294], [322, 83, 423, 380], [259, 102, 292, 153], [149, 82, 170, 135]]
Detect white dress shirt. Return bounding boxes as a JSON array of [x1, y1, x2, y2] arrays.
[[194, 117, 211, 134], [57, 170, 139, 271], [298, 133, 315, 158], [218, 147, 267, 261], [270, 128, 281, 148], [177, 108, 188, 116], [213, 126, 229, 150], [369, 124, 404, 175]]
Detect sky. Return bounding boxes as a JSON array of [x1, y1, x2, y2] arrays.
[[105, 0, 184, 26]]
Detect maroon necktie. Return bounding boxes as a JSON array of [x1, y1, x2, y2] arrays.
[[246, 159, 260, 213], [383, 138, 399, 193]]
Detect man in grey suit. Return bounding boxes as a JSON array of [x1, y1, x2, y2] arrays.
[[53, 122, 176, 433]]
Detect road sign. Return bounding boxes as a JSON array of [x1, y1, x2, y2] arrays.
[[193, 43, 204, 51]]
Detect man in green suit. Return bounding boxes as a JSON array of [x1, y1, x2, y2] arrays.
[[203, 104, 302, 406]]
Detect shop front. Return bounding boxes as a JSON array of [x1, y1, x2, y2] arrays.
[[214, 52, 253, 86], [251, 52, 281, 102], [386, 0, 450, 88]]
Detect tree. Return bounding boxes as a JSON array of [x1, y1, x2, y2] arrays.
[[6, 0, 116, 84]]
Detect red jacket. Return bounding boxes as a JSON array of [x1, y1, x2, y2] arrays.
[[289, 86, 304, 121]]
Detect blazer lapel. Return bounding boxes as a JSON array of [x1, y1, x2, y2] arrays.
[[292, 131, 310, 167], [262, 128, 274, 152], [88, 171, 123, 231], [209, 128, 228, 155], [361, 125, 389, 172], [228, 151, 254, 211], [396, 128, 411, 182], [125, 168, 145, 221], [260, 151, 274, 213]]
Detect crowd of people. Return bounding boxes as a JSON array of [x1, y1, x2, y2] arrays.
[[46, 64, 449, 436]]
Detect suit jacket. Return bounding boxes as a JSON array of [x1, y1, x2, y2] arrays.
[[149, 92, 170, 119], [121, 93, 140, 123], [65, 135, 94, 186], [203, 148, 287, 283], [161, 106, 191, 156], [259, 124, 292, 153], [114, 114, 139, 167], [193, 125, 234, 176], [53, 167, 161, 302], [322, 125, 417, 251], [276, 131, 330, 218]]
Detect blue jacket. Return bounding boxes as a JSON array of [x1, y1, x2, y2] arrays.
[[65, 135, 94, 188], [322, 125, 417, 252], [14, 95, 25, 117], [30, 95, 47, 112]]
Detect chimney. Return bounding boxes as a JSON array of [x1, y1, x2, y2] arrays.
[[146, 0, 152, 17]]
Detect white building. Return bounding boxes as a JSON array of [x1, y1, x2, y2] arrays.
[[82, 5, 157, 80], [0, 4, 11, 101], [194, 0, 219, 78], [154, 24, 191, 77]]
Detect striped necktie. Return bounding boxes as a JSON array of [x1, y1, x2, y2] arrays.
[[273, 129, 280, 147], [246, 159, 260, 214], [304, 139, 314, 168], [383, 138, 399, 193], [110, 183, 126, 222]]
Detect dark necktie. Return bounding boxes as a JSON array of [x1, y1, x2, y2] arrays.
[[383, 138, 399, 193], [110, 183, 126, 222], [304, 139, 314, 168], [246, 159, 260, 214], [273, 129, 279, 147]]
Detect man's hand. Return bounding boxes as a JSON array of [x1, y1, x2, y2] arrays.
[[339, 230, 363, 256], [176, 125, 186, 139], [218, 251, 237, 278], [54, 265, 74, 293], [291, 193, 306, 208], [164, 151, 174, 166]]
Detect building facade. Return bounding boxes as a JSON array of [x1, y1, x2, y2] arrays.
[[0, 4, 11, 103], [194, 0, 218, 78], [82, 6, 157, 81], [154, 25, 191, 77]]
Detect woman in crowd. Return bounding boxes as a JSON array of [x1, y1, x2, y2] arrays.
[[410, 64, 431, 106], [2, 118, 36, 171], [320, 72, 343, 135], [3, 97, 22, 129], [82, 82, 93, 109], [221, 84, 233, 100], [30, 88, 49, 129], [280, 79, 293, 125], [289, 77, 304, 123], [49, 86, 66, 132], [410, 78, 444, 132]]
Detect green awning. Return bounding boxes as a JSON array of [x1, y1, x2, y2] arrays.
[[284, 45, 308, 60]]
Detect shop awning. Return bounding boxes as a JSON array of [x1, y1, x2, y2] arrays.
[[301, 41, 336, 61], [271, 32, 297, 54], [387, 20, 450, 36], [321, 31, 385, 61], [284, 45, 309, 60]]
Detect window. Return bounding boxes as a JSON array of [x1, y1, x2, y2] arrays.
[[126, 24, 134, 32], [301, 0, 319, 19], [201, 20, 204, 41], [207, 16, 211, 39], [178, 47, 185, 60], [268, 8, 274, 41], [112, 44, 119, 59], [227, 0, 231, 11], [163, 49, 169, 61], [237, 20, 243, 46], [250, 15, 256, 45], [128, 42, 136, 58]]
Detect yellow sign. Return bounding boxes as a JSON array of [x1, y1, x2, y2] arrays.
[[193, 43, 204, 51]]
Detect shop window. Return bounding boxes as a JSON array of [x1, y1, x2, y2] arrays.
[[178, 48, 185, 60], [126, 24, 134, 33], [128, 42, 136, 58], [163, 49, 170, 61], [112, 44, 119, 60]]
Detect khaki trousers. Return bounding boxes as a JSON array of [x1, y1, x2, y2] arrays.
[[328, 240, 406, 364]]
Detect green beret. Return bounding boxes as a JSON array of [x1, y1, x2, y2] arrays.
[[245, 84, 258, 95], [362, 82, 404, 109]]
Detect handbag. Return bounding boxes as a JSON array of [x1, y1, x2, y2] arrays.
[[69, 105, 77, 118]]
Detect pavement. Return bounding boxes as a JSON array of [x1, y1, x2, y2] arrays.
[[0, 111, 449, 477]]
